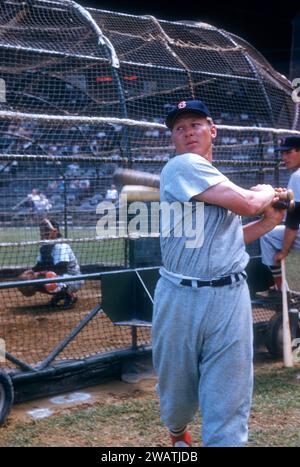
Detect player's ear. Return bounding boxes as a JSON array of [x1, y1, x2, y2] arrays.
[[210, 123, 217, 140]]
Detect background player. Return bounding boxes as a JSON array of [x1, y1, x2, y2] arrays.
[[18, 218, 83, 309], [260, 136, 300, 293]]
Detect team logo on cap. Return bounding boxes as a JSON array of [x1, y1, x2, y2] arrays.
[[178, 101, 187, 109]]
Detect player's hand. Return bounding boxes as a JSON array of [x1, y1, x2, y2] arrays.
[[24, 270, 45, 280], [274, 187, 286, 193], [262, 204, 286, 226], [251, 185, 290, 207], [250, 184, 275, 194], [21, 269, 36, 279]]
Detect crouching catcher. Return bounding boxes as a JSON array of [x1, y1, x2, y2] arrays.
[[18, 218, 84, 309]]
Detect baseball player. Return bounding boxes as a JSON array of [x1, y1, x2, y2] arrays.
[[152, 100, 285, 447], [260, 136, 300, 293], [18, 218, 83, 309]]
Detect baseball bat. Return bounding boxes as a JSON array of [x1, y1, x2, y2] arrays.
[[113, 168, 160, 189], [120, 184, 160, 202], [273, 189, 295, 211], [281, 258, 294, 367], [114, 169, 295, 210]]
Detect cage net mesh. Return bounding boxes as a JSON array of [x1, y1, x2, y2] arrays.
[[0, 0, 299, 370]]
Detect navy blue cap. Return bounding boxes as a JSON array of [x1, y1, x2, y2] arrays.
[[165, 100, 212, 129], [276, 136, 300, 152]]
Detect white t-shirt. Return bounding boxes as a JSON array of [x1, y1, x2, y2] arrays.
[[105, 189, 118, 201], [288, 168, 300, 202]]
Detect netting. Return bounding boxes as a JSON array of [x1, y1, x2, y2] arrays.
[[0, 275, 151, 369], [0, 2, 298, 126], [0, 0, 299, 372]]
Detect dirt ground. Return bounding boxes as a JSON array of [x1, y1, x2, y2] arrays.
[[1, 355, 299, 447], [0, 278, 274, 370], [0, 279, 151, 369], [8, 376, 158, 424], [0, 375, 160, 447]]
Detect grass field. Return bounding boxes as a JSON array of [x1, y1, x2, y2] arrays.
[[0, 227, 299, 286], [285, 251, 300, 291], [0, 226, 99, 243], [0, 358, 299, 447], [0, 227, 126, 267]]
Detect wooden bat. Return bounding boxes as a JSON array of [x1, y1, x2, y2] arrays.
[[113, 168, 160, 189], [120, 185, 160, 202], [114, 169, 295, 210], [273, 189, 295, 211], [281, 258, 294, 367]]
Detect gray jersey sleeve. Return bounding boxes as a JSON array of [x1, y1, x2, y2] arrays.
[[161, 153, 228, 203]]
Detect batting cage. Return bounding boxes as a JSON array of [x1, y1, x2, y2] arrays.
[[0, 0, 300, 424]]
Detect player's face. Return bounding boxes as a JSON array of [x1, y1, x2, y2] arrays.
[[171, 114, 217, 162], [40, 227, 52, 240], [282, 149, 300, 171], [40, 226, 57, 240]]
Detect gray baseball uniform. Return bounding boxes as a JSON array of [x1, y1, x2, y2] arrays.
[[152, 153, 253, 447]]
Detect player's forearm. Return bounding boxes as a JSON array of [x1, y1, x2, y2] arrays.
[[245, 189, 275, 216], [195, 181, 276, 217], [281, 227, 298, 255], [243, 217, 280, 244], [229, 189, 275, 217]]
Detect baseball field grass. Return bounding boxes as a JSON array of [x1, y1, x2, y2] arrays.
[[0, 226, 126, 268], [285, 251, 300, 291], [0, 358, 299, 447], [0, 226, 299, 284]]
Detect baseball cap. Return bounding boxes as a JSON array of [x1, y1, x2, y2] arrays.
[[40, 218, 62, 237], [165, 100, 212, 129], [276, 136, 300, 152]]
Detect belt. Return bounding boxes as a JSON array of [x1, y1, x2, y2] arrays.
[[180, 272, 247, 288]]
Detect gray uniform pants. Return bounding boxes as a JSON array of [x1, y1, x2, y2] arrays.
[[152, 276, 253, 447]]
